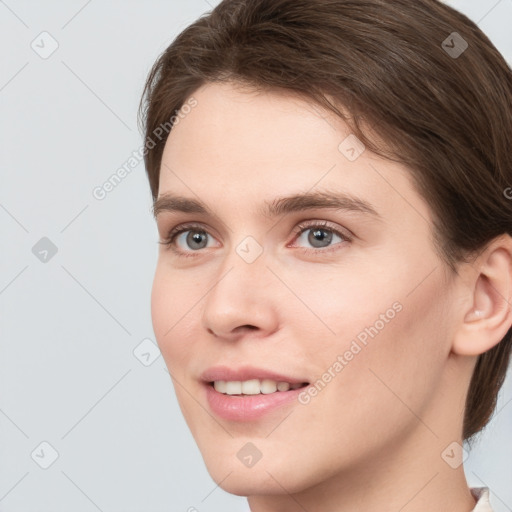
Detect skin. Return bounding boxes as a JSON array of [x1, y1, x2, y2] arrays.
[[150, 81, 512, 511]]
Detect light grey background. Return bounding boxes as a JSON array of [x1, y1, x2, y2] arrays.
[[1, 1, 511, 511]]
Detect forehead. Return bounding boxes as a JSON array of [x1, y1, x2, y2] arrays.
[[162, 81, 348, 171], [158, 81, 433, 230], [163, 83, 345, 188]]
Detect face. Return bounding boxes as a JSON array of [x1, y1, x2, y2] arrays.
[[151, 81, 459, 496]]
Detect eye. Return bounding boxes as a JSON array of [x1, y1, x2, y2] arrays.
[[159, 220, 352, 257], [290, 220, 352, 253], [158, 222, 218, 256]]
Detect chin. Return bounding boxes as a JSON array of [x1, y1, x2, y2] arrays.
[[207, 466, 304, 496], [200, 450, 316, 497]]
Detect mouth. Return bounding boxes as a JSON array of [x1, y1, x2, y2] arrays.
[[203, 379, 311, 421], [200, 365, 311, 421]]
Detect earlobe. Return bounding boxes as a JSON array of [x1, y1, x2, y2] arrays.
[[452, 239, 512, 356]]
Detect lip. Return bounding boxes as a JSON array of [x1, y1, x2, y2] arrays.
[[204, 381, 308, 421], [200, 365, 308, 385], [200, 365, 310, 422]]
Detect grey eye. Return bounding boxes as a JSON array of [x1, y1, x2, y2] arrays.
[[180, 230, 209, 250], [308, 228, 334, 248], [297, 227, 343, 249]]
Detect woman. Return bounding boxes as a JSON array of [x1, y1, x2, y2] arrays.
[[139, 0, 511, 510]]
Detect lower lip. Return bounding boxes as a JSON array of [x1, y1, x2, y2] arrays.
[[204, 382, 307, 421]]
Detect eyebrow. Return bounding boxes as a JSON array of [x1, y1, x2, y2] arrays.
[[153, 190, 382, 221]]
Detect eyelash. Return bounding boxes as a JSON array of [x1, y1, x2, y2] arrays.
[[158, 220, 352, 258]]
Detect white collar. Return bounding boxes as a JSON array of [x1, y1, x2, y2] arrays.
[[471, 487, 493, 511]]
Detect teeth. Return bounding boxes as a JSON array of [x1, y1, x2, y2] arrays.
[[242, 379, 260, 395], [213, 380, 227, 393], [260, 379, 277, 394], [225, 381, 242, 395], [213, 379, 305, 395], [277, 382, 290, 391]]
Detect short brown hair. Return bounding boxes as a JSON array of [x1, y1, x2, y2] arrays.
[[138, 0, 512, 443]]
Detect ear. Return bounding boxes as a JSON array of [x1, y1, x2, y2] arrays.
[[452, 234, 512, 356]]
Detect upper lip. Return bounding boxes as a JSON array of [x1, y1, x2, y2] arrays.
[[200, 365, 309, 384]]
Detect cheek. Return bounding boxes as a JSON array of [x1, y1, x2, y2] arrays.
[[151, 267, 172, 343], [287, 283, 448, 472], [299, 247, 450, 405], [150, 266, 198, 375]]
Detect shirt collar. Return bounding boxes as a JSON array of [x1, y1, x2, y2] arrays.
[[471, 487, 493, 512]]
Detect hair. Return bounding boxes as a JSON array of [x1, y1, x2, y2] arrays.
[[138, 0, 512, 444]]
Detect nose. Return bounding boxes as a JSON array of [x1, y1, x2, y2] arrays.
[[201, 244, 280, 341]]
